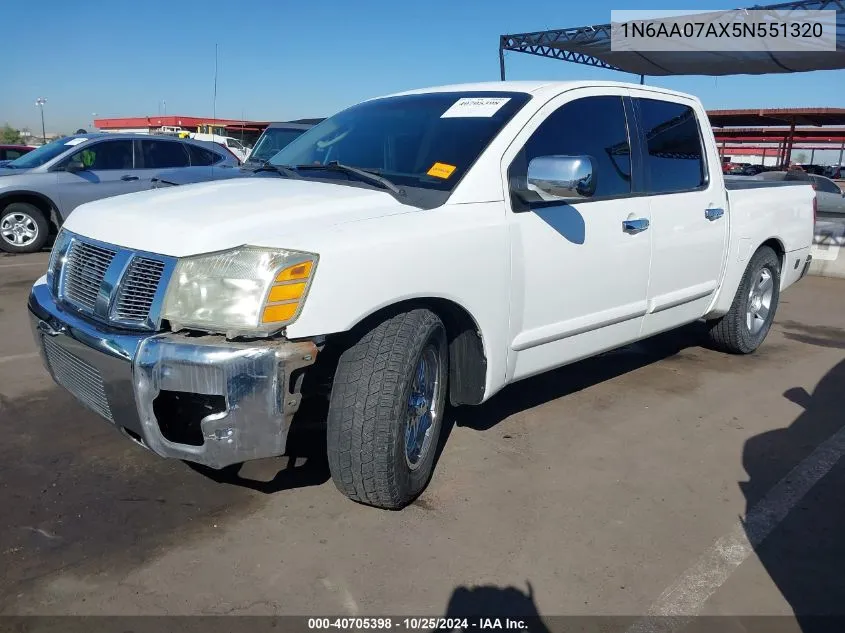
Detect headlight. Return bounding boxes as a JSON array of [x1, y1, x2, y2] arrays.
[[46, 229, 72, 293], [162, 246, 318, 337]]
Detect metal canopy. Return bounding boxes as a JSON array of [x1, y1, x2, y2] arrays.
[[499, 0, 845, 79], [708, 107, 845, 126]]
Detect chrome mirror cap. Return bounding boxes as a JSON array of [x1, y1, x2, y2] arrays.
[[527, 155, 597, 200]]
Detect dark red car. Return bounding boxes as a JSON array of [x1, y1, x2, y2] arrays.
[[0, 144, 34, 166]]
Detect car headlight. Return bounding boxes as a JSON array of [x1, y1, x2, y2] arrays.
[[46, 229, 72, 293], [162, 246, 318, 337]]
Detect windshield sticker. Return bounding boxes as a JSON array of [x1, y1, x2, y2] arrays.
[[441, 97, 511, 118], [427, 162, 457, 179], [64, 138, 87, 146]]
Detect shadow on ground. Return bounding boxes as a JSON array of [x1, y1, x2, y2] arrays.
[[440, 582, 552, 632], [454, 323, 707, 432], [187, 427, 330, 494], [741, 358, 845, 633], [779, 320, 845, 350]]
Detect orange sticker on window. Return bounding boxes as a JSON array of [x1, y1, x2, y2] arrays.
[[427, 162, 457, 179]]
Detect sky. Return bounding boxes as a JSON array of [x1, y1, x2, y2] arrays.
[[2, 0, 844, 139]]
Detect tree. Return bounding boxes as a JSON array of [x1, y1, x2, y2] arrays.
[[793, 151, 808, 164], [0, 124, 22, 144]]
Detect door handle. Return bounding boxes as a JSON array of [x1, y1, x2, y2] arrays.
[[705, 207, 724, 221], [121, 175, 139, 181], [622, 218, 650, 234]]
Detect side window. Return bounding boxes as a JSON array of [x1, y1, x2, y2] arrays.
[[68, 140, 134, 170], [139, 140, 190, 169], [187, 144, 221, 166], [5, 150, 24, 160], [227, 138, 244, 151], [813, 176, 841, 194], [509, 95, 632, 204], [636, 98, 706, 194]]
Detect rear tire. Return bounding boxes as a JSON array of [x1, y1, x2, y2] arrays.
[[706, 246, 780, 354], [327, 309, 448, 509], [0, 202, 49, 254]]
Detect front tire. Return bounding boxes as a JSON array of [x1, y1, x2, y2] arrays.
[[0, 203, 49, 254], [706, 246, 781, 354], [327, 309, 448, 509]]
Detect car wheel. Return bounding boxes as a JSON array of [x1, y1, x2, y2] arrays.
[[0, 203, 49, 254], [706, 246, 781, 354], [327, 309, 448, 509]]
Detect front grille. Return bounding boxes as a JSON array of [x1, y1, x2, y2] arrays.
[[113, 257, 166, 324], [62, 240, 117, 312], [42, 336, 113, 422]]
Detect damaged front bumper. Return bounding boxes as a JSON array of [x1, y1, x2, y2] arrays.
[[28, 280, 317, 469]]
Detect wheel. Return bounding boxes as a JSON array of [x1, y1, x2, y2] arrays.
[[706, 246, 780, 354], [327, 309, 448, 509], [0, 203, 49, 253]]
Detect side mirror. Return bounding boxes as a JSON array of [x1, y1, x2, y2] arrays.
[[527, 155, 597, 200], [784, 386, 811, 410]]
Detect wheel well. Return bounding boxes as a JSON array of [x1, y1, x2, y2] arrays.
[[323, 298, 488, 406], [760, 238, 785, 272], [0, 192, 59, 234]]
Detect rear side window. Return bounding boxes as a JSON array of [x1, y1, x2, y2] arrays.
[[187, 144, 221, 166], [4, 149, 24, 160], [138, 140, 190, 168], [636, 98, 706, 194], [812, 176, 841, 194], [509, 95, 632, 201]]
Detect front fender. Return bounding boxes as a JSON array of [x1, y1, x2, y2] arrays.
[[285, 202, 511, 401]]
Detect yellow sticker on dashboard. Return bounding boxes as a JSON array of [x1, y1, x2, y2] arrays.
[[427, 162, 457, 179]]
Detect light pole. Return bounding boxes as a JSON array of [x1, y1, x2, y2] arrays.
[[35, 97, 47, 144]]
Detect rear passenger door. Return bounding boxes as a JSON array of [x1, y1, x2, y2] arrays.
[[133, 138, 191, 188], [633, 95, 729, 337]]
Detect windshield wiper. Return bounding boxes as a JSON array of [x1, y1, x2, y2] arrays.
[[253, 162, 300, 178], [294, 161, 404, 196]]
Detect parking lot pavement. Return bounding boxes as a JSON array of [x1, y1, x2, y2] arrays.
[[1, 254, 844, 623]]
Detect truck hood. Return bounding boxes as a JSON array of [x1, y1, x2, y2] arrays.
[[63, 178, 414, 257]]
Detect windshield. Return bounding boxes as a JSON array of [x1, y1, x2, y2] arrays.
[[6, 136, 76, 169], [247, 128, 307, 164], [270, 91, 531, 192]]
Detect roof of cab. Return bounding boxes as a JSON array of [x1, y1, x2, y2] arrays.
[[383, 80, 699, 102]]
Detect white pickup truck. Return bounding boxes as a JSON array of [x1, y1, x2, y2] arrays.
[[29, 81, 815, 509]]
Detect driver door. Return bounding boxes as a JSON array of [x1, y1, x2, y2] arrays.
[[56, 139, 144, 215], [504, 89, 653, 382]]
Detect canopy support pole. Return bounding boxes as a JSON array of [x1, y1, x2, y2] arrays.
[[499, 43, 506, 81], [839, 141, 844, 167], [784, 120, 796, 166], [639, 74, 645, 84]]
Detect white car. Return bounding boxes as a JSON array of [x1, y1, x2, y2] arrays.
[[189, 133, 250, 163], [29, 81, 815, 509]]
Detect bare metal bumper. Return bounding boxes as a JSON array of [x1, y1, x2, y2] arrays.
[[28, 280, 317, 469]]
